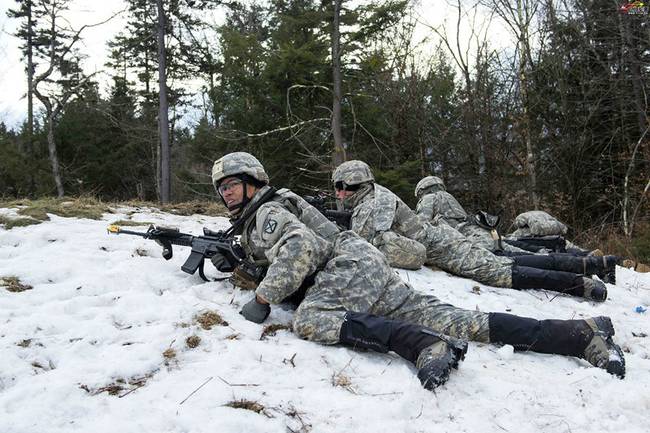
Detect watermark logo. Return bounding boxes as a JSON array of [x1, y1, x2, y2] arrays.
[[620, 1, 649, 14]]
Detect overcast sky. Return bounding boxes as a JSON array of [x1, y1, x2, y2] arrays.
[[0, 0, 512, 130]]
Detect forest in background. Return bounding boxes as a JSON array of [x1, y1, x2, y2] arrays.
[[1, 0, 649, 259]]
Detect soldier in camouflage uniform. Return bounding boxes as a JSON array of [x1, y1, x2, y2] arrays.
[[509, 210, 591, 254], [332, 161, 609, 301], [414, 176, 619, 283], [209, 152, 625, 390]]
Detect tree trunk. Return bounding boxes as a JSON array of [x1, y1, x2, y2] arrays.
[[26, 0, 36, 195], [46, 113, 64, 198], [331, 0, 346, 166], [157, 0, 171, 204], [516, 1, 539, 208]]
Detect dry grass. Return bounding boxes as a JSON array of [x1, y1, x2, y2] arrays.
[[185, 335, 201, 348], [117, 199, 228, 217], [16, 339, 32, 348], [80, 374, 152, 397], [224, 399, 267, 415], [195, 310, 229, 330], [0, 196, 112, 221], [0, 197, 228, 223], [1, 276, 33, 293], [162, 348, 176, 359], [260, 323, 292, 340], [0, 215, 42, 229], [574, 221, 650, 264], [108, 219, 156, 227]]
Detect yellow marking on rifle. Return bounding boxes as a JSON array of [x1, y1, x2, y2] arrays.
[[107, 225, 121, 234]]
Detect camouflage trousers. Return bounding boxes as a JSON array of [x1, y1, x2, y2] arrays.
[[293, 231, 490, 345], [418, 220, 514, 288]]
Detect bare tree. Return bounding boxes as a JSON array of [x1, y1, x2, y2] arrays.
[[157, 0, 171, 203], [331, 0, 346, 166], [482, 0, 541, 207], [31, 0, 118, 197]]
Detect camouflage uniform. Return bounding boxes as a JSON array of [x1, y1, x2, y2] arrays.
[[231, 185, 490, 344], [415, 177, 529, 254], [507, 210, 582, 251], [334, 163, 513, 287], [209, 153, 626, 382]]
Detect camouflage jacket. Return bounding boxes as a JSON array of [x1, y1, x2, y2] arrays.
[[348, 184, 427, 270], [417, 191, 528, 254], [509, 210, 568, 237], [233, 186, 334, 304], [349, 184, 513, 287]]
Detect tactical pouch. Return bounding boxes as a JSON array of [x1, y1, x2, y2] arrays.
[[230, 263, 265, 290]]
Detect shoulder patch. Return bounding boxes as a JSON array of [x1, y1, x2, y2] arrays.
[[264, 218, 278, 234]]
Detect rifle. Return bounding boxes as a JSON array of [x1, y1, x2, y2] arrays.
[[303, 194, 352, 230], [108, 187, 278, 283], [503, 235, 567, 253], [107, 224, 248, 282]]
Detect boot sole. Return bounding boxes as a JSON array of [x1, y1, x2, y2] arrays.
[[606, 342, 626, 379]]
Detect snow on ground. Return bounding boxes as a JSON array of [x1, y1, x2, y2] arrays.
[[1, 205, 649, 433]]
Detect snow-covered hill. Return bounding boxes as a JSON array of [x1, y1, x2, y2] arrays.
[[1, 204, 649, 433]]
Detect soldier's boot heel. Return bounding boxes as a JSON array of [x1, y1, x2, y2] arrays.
[[597, 256, 619, 284], [574, 276, 608, 302], [338, 312, 468, 391], [582, 317, 625, 378], [416, 336, 468, 390]]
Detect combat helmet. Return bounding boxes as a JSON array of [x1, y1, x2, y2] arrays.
[[212, 152, 269, 212], [212, 152, 269, 190], [332, 160, 375, 189], [415, 176, 445, 198]]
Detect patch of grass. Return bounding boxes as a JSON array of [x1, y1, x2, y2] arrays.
[[260, 323, 291, 340], [195, 310, 228, 330], [133, 247, 149, 257], [159, 200, 228, 217], [80, 374, 152, 397], [163, 348, 176, 359], [0, 215, 42, 229], [1, 276, 33, 293], [186, 335, 201, 348], [224, 399, 267, 415], [108, 219, 155, 227], [0, 196, 112, 222], [575, 221, 650, 264], [16, 339, 32, 348]]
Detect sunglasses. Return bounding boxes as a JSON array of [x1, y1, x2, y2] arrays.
[[334, 181, 360, 192], [218, 179, 243, 195]]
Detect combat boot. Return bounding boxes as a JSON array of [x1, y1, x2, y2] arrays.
[[576, 276, 608, 301], [581, 316, 625, 378], [511, 266, 607, 301], [339, 312, 468, 391], [416, 337, 468, 390], [488, 313, 625, 378], [593, 256, 618, 284]]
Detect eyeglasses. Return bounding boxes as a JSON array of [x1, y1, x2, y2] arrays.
[[218, 179, 243, 195], [334, 181, 360, 192]]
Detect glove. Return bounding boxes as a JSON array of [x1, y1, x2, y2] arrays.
[[240, 297, 271, 324], [211, 252, 236, 272], [231, 266, 260, 290]]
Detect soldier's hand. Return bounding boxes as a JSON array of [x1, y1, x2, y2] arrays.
[[211, 252, 236, 272], [240, 297, 270, 323]]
